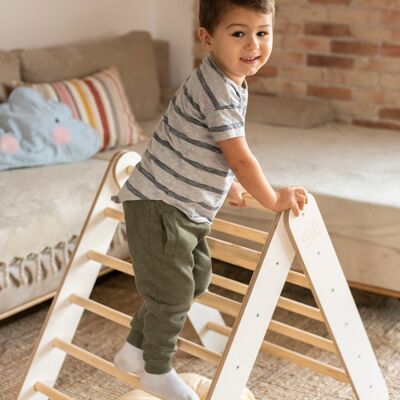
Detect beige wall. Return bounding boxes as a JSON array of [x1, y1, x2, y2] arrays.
[[0, 0, 194, 86]]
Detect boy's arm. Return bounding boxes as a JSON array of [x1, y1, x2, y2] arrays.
[[218, 136, 307, 215]]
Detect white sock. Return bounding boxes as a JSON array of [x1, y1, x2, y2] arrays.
[[113, 341, 144, 375], [141, 368, 199, 400]]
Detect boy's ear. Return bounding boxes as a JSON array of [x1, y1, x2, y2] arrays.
[[197, 27, 213, 51]]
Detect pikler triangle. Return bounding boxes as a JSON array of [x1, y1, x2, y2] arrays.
[[16, 151, 388, 400]]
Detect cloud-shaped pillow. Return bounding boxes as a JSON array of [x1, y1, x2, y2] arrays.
[[0, 87, 100, 170]]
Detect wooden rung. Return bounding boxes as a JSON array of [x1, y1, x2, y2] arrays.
[[207, 237, 260, 270], [198, 291, 323, 322], [51, 338, 140, 387], [285, 270, 310, 289], [268, 320, 336, 353], [87, 250, 133, 275], [277, 296, 324, 322], [34, 382, 73, 400], [211, 218, 268, 244], [177, 337, 221, 365], [104, 207, 124, 222], [210, 273, 249, 295], [207, 323, 348, 383], [69, 294, 221, 365]]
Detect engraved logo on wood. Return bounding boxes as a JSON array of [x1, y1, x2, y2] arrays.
[[302, 218, 321, 247]]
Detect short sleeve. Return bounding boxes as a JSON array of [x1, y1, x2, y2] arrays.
[[206, 107, 245, 143]]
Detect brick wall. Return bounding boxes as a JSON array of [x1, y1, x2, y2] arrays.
[[194, 0, 400, 131]]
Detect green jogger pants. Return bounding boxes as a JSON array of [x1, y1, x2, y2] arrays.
[[123, 199, 212, 374]]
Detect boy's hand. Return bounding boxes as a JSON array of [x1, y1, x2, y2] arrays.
[[227, 180, 247, 208], [273, 186, 308, 217]]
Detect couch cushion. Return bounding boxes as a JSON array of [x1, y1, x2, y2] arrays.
[[0, 51, 20, 103], [21, 67, 142, 151], [246, 94, 334, 128], [19, 31, 160, 121], [221, 121, 400, 251]]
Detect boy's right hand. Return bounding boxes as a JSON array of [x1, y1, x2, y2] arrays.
[[273, 187, 308, 217]]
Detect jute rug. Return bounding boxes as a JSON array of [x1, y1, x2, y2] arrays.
[[1, 263, 399, 400]]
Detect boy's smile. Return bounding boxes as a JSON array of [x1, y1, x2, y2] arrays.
[[198, 6, 274, 86]]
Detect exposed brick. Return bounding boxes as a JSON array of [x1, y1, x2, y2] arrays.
[[331, 100, 377, 119], [275, 20, 303, 35], [381, 43, 400, 57], [352, 88, 396, 104], [283, 36, 330, 52], [331, 41, 379, 56], [380, 73, 400, 90], [270, 51, 306, 66], [379, 108, 400, 120], [278, 79, 307, 96], [353, 119, 400, 131], [355, 57, 400, 73], [326, 70, 379, 88], [309, 0, 351, 4], [308, 85, 352, 100], [381, 9, 400, 27], [281, 65, 325, 82], [328, 8, 380, 24], [304, 22, 351, 37], [351, 25, 400, 42], [278, 4, 328, 21], [258, 65, 278, 78], [307, 54, 354, 69]]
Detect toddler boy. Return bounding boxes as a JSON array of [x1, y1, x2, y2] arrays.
[[113, 1, 307, 399]]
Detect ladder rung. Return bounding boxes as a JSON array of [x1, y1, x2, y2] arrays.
[[207, 323, 348, 383], [268, 320, 335, 353], [104, 207, 124, 222], [207, 237, 260, 270], [51, 338, 141, 387], [69, 294, 221, 365], [198, 291, 323, 322], [211, 218, 269, 244], [34, 382, 73, 400], [87, 251, 133, 275]]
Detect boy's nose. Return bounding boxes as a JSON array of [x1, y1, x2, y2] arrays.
[[245, 36, 259, 51]]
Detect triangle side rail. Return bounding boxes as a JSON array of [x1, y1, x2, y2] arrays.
[[284, 194, 389, 400]]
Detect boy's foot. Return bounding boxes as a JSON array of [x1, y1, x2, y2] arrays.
[[140, 368, 199, 400], [113, 341, 144, 375]]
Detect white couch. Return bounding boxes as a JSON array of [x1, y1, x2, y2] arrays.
[[1, 30, 399, 320]]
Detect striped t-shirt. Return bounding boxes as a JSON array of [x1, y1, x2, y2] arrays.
[[112, 54, 248, 224]]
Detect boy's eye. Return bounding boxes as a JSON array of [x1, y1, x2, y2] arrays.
[[232, 31, 244, 38], [257, 31, 268, 37]]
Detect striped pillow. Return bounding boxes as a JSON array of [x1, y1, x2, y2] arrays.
[[21, 67, 142, 151]]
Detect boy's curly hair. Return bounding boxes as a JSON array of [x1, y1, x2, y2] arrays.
[[199, 0, 275, 34]]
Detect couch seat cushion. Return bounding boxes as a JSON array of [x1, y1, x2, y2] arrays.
[[221, 121, 400, 251], [0, 159, 108, 262]]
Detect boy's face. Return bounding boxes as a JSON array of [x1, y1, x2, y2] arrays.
[[198, 6, 274, 86]]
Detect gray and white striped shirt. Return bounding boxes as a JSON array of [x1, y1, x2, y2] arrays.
[[112, 55, 248, 224]]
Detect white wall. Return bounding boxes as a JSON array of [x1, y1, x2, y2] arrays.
[[0, 0, 194, 86]]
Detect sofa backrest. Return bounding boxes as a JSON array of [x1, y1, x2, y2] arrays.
[[0, 31, 169, 122], [0, 51, 21, 103]]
